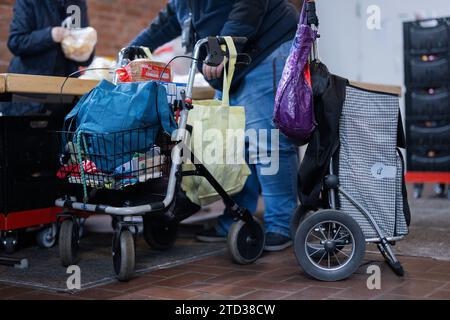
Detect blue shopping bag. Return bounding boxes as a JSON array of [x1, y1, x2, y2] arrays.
[[64, 80, 177, 173]]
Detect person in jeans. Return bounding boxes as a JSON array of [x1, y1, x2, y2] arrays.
[[131, 0, 299, 251]]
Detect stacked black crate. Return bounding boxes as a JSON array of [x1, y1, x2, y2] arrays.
[[0, 110, 66, 215], [404, 18, 450, 173]]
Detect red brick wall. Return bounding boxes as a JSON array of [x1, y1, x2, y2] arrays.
[[0, 0, 301, 73], [0, 0, 167, 72]]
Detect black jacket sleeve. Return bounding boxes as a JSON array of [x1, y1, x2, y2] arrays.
[[130, 0, 181, 51], [7, 0, 57, 57], [220, 0, 269, 40]]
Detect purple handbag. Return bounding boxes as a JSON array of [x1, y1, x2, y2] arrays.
[[273, 1, 318, 145]]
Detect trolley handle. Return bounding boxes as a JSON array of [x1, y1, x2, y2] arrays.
[[306, 0, 319, 27], [204, 36, 248, 67]]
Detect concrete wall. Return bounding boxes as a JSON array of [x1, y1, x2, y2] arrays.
[[316, 0, 450, 86]]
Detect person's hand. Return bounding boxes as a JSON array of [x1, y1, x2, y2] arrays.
[[202, 62, 224, 80], [51, 27, 68, 43]]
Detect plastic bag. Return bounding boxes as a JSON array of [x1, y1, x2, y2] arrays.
[[181, 37, 251, 206], [273, 1, 317, 145], [117, 59, 172, 83], [61, 27, 97, 62], [79, 57, 115, 81]]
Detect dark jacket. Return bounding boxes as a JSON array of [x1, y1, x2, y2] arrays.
[[298, 74, 348, 209], [7, 0, 93, 77], [131, 0, 299, 92]]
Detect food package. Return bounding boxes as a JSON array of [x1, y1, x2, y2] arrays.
[[79, 56, 115, 81], [117, 59, 172, 83], [62, 27, 97, 62]]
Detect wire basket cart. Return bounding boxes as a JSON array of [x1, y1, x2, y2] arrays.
[[54, 37, 265, 281]]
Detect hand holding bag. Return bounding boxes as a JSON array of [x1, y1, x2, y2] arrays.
[[61, 16, 97, 62]]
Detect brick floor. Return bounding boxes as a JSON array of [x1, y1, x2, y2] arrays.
[[1, 248, 449, 300]]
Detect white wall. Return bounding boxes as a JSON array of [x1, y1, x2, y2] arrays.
[[316, 0, 450, 86]]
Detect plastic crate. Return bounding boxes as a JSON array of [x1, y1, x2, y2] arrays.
[[407, 121, 450, 147], [406, 88, 450, 120], [404, 18, 450, 55], [0, 114, 64, 214], [404, 53, 450, 88], [408, 151, 450, 172]]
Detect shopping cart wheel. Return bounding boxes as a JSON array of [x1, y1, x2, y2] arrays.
[[3, 233, 18, 254], [228, 217, 265, 265], [112, 229, 135, 282], [36, 225, 56, 249], [143, 216, 178, 251], [59, 219, 80, 267], [294, 209, 366, 281]]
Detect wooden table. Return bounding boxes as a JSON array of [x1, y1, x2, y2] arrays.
[[0, 73, 215, 100]]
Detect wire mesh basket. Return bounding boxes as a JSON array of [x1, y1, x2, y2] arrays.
[[56, 126, 173, 191]]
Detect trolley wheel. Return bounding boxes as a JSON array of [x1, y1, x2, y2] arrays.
[[377, 243, 405, 277], [111, 216, 118, 231], [78, 218, 86, 239], [143, 216, 178, 251], [227, 218, 265, 265], [59, 219, 80, 267], [3, 235, 18, 254], [112, 229, 135, 282], [36, 226, 56, 249], [294, 209, 366, 281]]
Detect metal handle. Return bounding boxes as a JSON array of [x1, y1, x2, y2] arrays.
[[306, 0, 319, 27]]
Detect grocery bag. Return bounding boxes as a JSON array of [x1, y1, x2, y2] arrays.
[[64, 80, 177, 172], [181, 37, 251, 206]]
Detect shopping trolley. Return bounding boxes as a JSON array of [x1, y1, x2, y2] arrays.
[[54, 37, 265, 281], [291, 84, 410, 282]]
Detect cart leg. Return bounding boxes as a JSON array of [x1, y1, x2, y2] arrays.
[[377, 239, 404, 277]]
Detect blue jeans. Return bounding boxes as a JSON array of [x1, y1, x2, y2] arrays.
[[216, 41, 298, 238]]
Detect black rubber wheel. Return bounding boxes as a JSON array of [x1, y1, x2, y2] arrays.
[[143, 216, 178, 251], [59, 219, 80, 267], [227, 218, 265, 265], [78, 218, 86, 239], [3, 236, 17, 254], [36, 226, 56, 249], [291, 208, 345, 259], [294, 209, 366, 281], [111, 216, 119, 231], [112, 229, 135, 282]]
